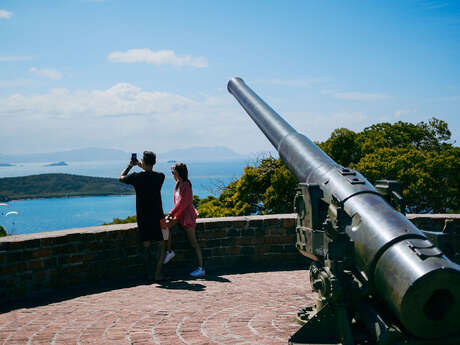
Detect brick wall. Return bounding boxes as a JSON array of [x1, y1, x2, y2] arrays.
[[406, 213, 460, 232], [0, 214, 300, 304], [1, 213, 459, 305]]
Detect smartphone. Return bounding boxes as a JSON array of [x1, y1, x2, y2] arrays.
[[131, 153, 138, 163]]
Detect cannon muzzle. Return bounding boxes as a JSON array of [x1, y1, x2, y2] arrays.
[[228, 77, 460, 340]]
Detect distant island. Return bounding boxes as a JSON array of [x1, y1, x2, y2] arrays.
[[0, 148, 128, 164], [0, 146, 250, 164], [44, 161, 68, 167], [0, 173, 134, 201], [0, 163, 14, 167]]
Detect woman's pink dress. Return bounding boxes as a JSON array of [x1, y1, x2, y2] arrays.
[[169, 181, 198, 228]]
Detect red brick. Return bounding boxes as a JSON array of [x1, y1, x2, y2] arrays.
[[43, 257, 57, 268], [235, 237, 254, 246], [0, 262, 27, 275], [226, 246, 241, 255], [40, 237, 57, 246], [27, 259, 44, 270], [33, 270, 47, 281], [2, 241, 24, 250], [63, 263, 87, 274], [212, 247, 226, 256], [264, 236, 283, 244], [87, 241, 102, 251], [6, 251, 23, 263], [30, 248, 53, 258], [264, 218, 280, 226], [282, 217, 296, 227], [254, 237, 265, 244], [62, 255, 84, 264]]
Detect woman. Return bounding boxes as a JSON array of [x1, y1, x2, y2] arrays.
[[164, 163, 204, 277]]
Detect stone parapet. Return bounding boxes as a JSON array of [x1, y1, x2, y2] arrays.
[[407, 213, 460, 232], [1, 213, 458, 304], [0, 214, 300, 304]]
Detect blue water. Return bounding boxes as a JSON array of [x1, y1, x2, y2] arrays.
[[0, 159, 250, 235]]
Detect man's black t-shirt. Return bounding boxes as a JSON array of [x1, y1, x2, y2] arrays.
[[122, 170, 165, 241]]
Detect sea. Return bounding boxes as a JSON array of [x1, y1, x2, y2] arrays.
[[0, 159, 250, 235]]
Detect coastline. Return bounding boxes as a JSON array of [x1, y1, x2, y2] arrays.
[[5, 192, 136, 203], [0, 173, 135, 203]]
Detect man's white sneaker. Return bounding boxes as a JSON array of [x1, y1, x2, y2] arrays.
[[190, 267, 205, 277], [163, 250, 175, 264]]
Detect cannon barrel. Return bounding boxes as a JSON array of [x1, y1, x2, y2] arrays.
[[228, 77, 460, 339]]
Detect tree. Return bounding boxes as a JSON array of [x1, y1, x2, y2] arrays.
[[318, 117, 459, 213], [354, 147, 460, 213], [0, 225, 6, 237], [196, 117, 459, 216], [319, 128, 361, 166], [196, 157, 297, 217], [357, 117, 453, 155]]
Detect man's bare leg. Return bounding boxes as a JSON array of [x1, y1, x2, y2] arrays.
[[142, 241, 153, 281], [155, 241, 166, 280]]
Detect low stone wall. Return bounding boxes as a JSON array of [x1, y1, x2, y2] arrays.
[[407, 213, 460, 232], [0, 214, 300, 305], [1, 213, 459, 305]]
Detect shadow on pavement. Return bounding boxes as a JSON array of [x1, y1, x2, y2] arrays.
[[155, 280, 206, 291], [1, 261, 307, 313]]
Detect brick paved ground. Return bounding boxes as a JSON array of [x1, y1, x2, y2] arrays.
[[0, 268, 316, 345]]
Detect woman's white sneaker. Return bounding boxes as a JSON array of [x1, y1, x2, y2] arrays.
[[163, 250, 175, 264], [190, 267, 205, 277]]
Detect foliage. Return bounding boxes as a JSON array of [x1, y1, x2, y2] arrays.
[[103, 215, 137, 225], [196, 157, 297, 217], [319, 128, 361, 166], [358, 117, 452, 154], [354, 146, 459, 213], [318, 117, 459, 213], [0, 225, 6, 237], [0, 173, 134, 201], [196, 117, 459, 216]]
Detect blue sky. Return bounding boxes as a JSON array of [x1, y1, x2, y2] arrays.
[[1, 0, 459, 155]]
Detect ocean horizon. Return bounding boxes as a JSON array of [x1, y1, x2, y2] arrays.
[[0, 159, 250, 235]]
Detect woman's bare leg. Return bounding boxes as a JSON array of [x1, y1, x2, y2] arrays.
[[166, 218, 177, 252], [185, 226, 203, 268]]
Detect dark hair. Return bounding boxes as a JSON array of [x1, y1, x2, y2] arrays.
[[173, 163, 191, 186], [143, 151, 156, 166]]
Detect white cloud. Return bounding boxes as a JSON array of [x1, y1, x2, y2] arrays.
[[395, 109, 417, 117], [203, 96, 233, 106], [0, 56, 33, 62], [0, 9, 13, 19], [108, 49, 208, 68], [0, 83, 260, 155], [332, 91, 389, 101], [30, 67, 62, 80], [0, 83, 393, 156], [0, 79, 37, 88], [0, 83, 196, 118]]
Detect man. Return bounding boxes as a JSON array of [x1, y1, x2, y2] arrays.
[[119, 151, 167, 281]]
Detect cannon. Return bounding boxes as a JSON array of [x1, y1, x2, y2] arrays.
[[227, 77, 460, 345]]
